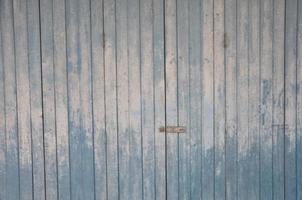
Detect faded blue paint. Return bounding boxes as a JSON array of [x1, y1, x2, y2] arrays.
[[0, 0, 302, 199]]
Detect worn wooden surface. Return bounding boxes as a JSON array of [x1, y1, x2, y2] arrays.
[[0, 0, 302, 199]]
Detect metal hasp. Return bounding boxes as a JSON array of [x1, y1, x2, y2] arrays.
[[159, 126, 186, 133]]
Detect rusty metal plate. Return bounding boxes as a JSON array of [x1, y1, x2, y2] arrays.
[[159, 126, 186, 133]]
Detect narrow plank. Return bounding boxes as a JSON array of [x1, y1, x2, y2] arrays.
[[27, 0, 45, 198], [103, 0, 119, 198], [284, 0, 298, 199], [78, 1, 95, 199], [140, 0, 156, 198], [128, 0, 144, 198], [189, 0, 202, 198], [13, 0, 33, 198], [91, 0, 107, 198], [201, 0, 214, 198], [53, 0, 71, 199], [260, 0, 273, 198], [297, 0, 302, 198], [153, 0, 166, 198], [116, 0, 130, 198], [248, 0, 260, 199], [0, 0, 20, 199], [224, 0, 237, 198], [0, 22, 6, 200], [40, 0, 58, 198], [65, 0, 82, 198], [272, 0, 285, 199], [165, 0, 179, 198], [237, 0, 249, 198], [213, 0, 225, 198], [177, 0, 190, 198]]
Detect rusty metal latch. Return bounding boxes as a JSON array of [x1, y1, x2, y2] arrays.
[[159, 126, 186, 133]]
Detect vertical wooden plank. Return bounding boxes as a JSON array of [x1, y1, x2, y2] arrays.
[[285, 0, 298, 199], [0, 0, 19, 199], [189, 0, 202, 198], [272, 0, 285, 199], [177, 0, 190, 199], [91, 0, 107, 199], [153, 0, 166, 198], [248, 0, 260, 199], [260, 0, 273, 198], [116, 0, 130, 198], [213, 0, 225, 198], [78, 1, 95, 199], [225, 0, 237, 198], [40, 0, 58, 198], [103, 0, 119, 198], [53, 0, 71, 199], [165, 0, 178, 198], [0, 22, 6, 200], [128, 0, 144, 198], [202, 0, 214, 198], [140, 0, 155, 198], [237, 0, 249, 198], [297, 0, 302, 198], [13, 0, 33, 199], [27, 0, 45, 198], [65, 0, 82, 198]]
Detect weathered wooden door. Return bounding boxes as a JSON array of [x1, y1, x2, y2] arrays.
[[1, 0, 302, 199]]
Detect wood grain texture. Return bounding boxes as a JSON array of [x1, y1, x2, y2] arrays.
[[1, 1, 20, 199], [0, 0, 301, 199], [165, 0, 179, 198], [201, 0, 215, 199], [140, 0, 156, 198], [103, 0, 119, 199], [0, 18, 6, 200], [272, 0, 285, 199], [91, 0, 107, 199], [285, 0, 298, 199], [225, 0, 237, 198], [27, 0, 45, 198], [237, 0, 249, 198]]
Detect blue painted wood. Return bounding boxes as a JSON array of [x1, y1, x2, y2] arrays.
[[53, 0, 71, 199], [13, 0, 33, 199], [189, 0, 203, 199], [225, 0, 237, 199], [260, 0, 274, 199], [153, 0, 166, 199], [65, 0, 84, 198], [177, 0, 190, 199], [285, 0, 298, 199], [91, 0, 107, 199], [214, 0, 225, 199], [116, 0, 130, 198], [272, 0, 285, 199], [201, 0, 215, 198], [237, 0, 249, 199], [1, 0, 20, 199], [128, 0, 144, 198], [27, 0, 46, 199], [0, 21, 6, 200], [140, 0, 156, 198], [165, 0, 179, 198], [103, 0, 119, 199], [297, 0, 302, 198], [40, 0, 59, 198], [1, 0, 302, 199]]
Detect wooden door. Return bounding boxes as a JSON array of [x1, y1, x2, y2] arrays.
[[1, 0, 302, 199]]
